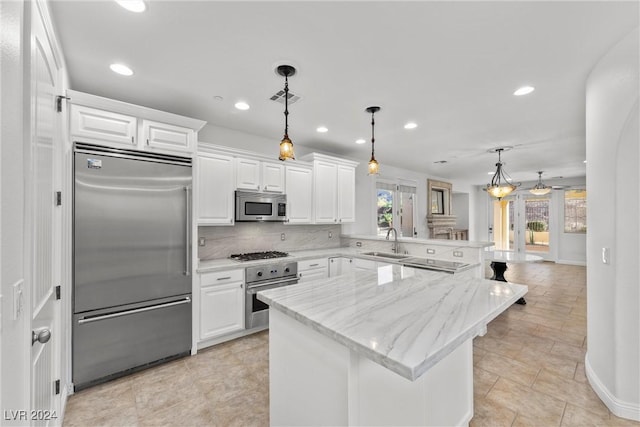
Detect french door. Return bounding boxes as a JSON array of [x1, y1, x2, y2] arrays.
[[492, 192, 553, 260]]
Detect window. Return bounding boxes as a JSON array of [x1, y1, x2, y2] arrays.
[[564, 189, 587, 233], [376, 181, 416, 237]]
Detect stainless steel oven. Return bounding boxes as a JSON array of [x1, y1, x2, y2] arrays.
[[244, 261, 298, 329], [235, 191, 287, 222]]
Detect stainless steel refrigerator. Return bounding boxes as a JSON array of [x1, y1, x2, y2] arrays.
[[73, 143, 192, 390]]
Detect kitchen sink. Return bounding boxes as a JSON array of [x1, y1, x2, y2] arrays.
[[361, 251, 410, 260]]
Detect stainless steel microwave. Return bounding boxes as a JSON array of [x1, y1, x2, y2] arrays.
[[235, 191, 287, 222]]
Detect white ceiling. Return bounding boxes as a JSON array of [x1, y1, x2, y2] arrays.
[[49, 1, 638, 185]]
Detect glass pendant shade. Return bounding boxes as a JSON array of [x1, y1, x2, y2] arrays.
[[529, 171, 552, 195], [485, 148, 519, 200], [279, 136, 294, 161], [368, 157, 379, 175]]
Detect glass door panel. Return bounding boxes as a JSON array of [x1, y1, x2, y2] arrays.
[[399, 191, 415, 237], [492, 199, 516, 250], [523, 197, 550, 254]]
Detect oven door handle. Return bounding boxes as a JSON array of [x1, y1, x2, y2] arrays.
[[246, 277, 299, 293]]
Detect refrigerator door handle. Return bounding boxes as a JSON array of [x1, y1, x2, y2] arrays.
[[77, 297, 191, 325], [185, 186, 191, 276]]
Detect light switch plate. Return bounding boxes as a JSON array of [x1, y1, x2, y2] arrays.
[[281, 233, 286, 241], [602, 247, 610, 264], [427, 248, 435, 254], [198, 237, 206, 246], [453, 251, 463, 258], [328, 231, 333, 238]]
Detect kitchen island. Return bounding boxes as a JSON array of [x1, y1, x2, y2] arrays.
[[258, 264, 527, 426]]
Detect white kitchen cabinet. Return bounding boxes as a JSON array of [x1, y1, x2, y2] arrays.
[[70, 104, 138, 148], [68, 91, 205, 155], [235, 157, 285, 193], [353, 258, 377, 272], [303, 153, 358, 224], [285, 164, 313, 224], [337, 165, 356, 223], [141, 119, 195, 153], [197, 153, 235, 225], [298, 258, 328, 283], [262, 162, 285, 193], [313, 161, 338, 223], [199, 269, 245, 340], [329, 257, 354, 277]]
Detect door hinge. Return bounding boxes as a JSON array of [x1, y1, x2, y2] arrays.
[[55, 285, 61, 300], [54, 379, 60, 395], [55, 191, 62, 206], [55, 95, 70, 113]]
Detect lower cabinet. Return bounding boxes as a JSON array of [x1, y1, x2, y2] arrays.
[[353, 258, 378, 272], [329, 257, 354, 277], [199, 270, 245, 341], [298, 258, 328, 283]]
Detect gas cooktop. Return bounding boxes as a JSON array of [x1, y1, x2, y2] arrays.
[[229, 251, 290, 262]]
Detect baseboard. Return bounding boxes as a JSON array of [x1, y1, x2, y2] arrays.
[[585, 353, 640, 421], [557, 259, 587, 266]]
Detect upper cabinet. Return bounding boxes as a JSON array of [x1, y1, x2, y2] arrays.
[[197, 152, 235, 225], [70, 105, 138, 148], [303, 153, 358, 224], [285, 164, 313, 224], [235, 157, 284, 193], [142, 120, 195, 153], [68, 90, 205, 156]]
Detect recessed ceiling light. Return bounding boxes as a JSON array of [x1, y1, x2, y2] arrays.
[[110, 63, 133, 76], [487, 171, 495, 175], [513, 86, 535, 96], [404, 122, 417, 130], [316, 126, 328, 133], [355, 139, 366, 144], [114, 0, 146, 13], [583, 160, 587, 164], [213, 95, 224, 101], [234, 101, 250, 110]]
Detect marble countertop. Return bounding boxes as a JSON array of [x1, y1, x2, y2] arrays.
[[485, 250, 544, 263], [343, 234, 495, 249], [197, 247, 480, 274], [258, 264, 527, 381]]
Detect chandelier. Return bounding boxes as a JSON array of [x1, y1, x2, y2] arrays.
[[486, 148, 520, 199], [529, 171, 552, 195]]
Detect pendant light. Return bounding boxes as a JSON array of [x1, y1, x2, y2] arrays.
[[529, 171, 552, 195], [365, 106, 381, 175], [277, 65, 296, 161], [485, 148, 520, 200]]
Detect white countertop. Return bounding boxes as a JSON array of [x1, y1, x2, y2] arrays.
[[257, 264, 527, 381], [343, 234, 495, 248], [485, 250, 544, 264]]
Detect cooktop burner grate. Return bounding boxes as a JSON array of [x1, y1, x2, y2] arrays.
[[229, 251, 290, 262]]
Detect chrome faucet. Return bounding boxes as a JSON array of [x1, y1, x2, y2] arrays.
[[386, 227, 399, 253]]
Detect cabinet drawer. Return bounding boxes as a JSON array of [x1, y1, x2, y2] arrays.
[[70, 105, 137, 146], [298, 258, 327, 271], [200, 269, 244, 287]]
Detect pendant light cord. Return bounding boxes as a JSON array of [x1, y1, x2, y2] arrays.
[[283, 75, 289, 138], [370, 111, 376, 159]]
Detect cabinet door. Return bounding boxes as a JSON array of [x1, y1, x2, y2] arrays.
[[262, 162, 285, 193], [285, 165, 313, 224], [353, 258, 377, 271], [70, 105, 137, 147], [298, 268, 328, 284], [314, 161, 338, 223], [337, 165, 356, 223], [142, 119, 194, 154], [200, 282, 244, 340], [197, 153, 234, 224], [236, 158, 261, 191]]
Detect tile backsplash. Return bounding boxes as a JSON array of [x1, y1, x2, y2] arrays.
[[198, 223, 342, 260]]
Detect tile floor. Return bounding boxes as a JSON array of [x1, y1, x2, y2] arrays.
[[63, 262, 640, 427]]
